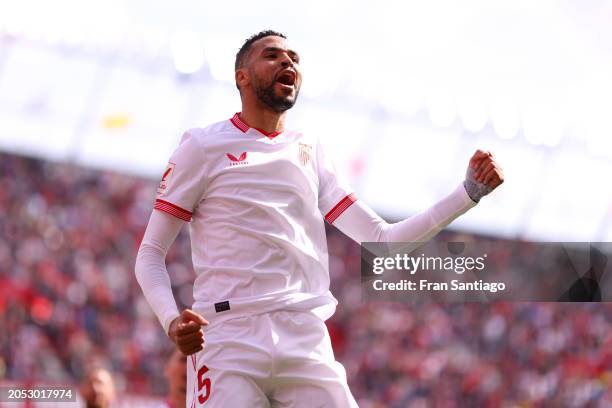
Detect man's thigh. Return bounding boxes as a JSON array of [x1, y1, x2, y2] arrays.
[[187, 362, 270, 408], [186, 315, 273, 408], [270, 376, 358, 408], [270, 311, 359, 408]]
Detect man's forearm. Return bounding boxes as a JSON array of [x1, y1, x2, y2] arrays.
[[134, 210, 184, 334], [380, 183, 476, 242], [135, 242, 180, 334]]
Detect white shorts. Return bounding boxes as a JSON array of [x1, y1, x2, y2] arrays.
[[186, 310, 359, 408]]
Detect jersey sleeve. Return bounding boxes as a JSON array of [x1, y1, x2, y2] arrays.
[[315, 137, 357, 224], [154, 130, 206, 222]]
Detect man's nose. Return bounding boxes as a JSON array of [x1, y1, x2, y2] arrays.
[[280, 54, 293, 68]]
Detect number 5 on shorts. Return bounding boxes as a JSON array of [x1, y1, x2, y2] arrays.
[[198, 365, 211, 404]]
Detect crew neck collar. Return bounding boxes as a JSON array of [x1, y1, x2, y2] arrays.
[[230, 112, 283, 139]]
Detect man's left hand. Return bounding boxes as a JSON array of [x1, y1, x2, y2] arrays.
[[469, 149, 504, 188], [464, 150, 504, 202]]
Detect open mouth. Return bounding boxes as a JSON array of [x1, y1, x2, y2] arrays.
[[276, 71, 296, 87]]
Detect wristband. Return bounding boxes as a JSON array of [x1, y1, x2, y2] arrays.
[[463, 167, 493, 203]]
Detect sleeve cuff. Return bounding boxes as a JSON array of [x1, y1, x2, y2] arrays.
[[163, 312, 180, 336], [325, 193, 357, 224], [154, 199, 193, 222]]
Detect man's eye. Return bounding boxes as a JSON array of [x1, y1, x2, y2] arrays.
[[266, 54, 276, 59]]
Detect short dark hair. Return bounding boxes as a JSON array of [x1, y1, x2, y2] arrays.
[[235, 30, 287, 71]]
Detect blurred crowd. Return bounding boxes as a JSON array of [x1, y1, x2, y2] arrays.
[[1, 151, 611, 407]]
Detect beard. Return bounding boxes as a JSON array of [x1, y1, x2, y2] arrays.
[[251, 72, 300, 113]]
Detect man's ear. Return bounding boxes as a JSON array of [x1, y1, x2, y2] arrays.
[[235, 68, 249, 89]]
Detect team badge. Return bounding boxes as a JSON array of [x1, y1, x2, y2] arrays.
[[157, 162, 175, 195], [298, 143, 312, 166]]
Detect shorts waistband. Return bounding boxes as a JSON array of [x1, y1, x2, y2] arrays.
[[192, 293, 337, 329]]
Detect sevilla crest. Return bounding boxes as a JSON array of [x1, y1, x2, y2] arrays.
[[298, 143, 312, 166]]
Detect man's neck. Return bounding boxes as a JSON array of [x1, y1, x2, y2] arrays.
[[239, 104, 286, 134]]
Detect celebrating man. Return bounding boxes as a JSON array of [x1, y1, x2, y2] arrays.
[[135, 30, 503, 407]]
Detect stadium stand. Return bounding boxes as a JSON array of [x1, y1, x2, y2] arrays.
[[1, 151, 612, 407]]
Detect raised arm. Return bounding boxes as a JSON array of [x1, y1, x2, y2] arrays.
[[330, 149, 504, 243], [333, 183, 475, 243]]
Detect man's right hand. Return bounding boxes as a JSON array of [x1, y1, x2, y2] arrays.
[[168, 309, 209, 356]]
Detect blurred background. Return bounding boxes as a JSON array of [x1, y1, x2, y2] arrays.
[[1, 0, 611, 406]]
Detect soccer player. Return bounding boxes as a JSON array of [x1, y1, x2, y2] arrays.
[[135, 30, 504, 407]]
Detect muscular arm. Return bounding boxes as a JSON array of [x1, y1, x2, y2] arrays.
[[333, 183, 476, 244], [134, 210, 184, 334]]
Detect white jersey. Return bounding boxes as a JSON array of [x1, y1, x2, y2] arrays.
[[154, 113, 355, 326]]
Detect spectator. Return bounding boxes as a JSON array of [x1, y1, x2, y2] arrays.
[[80, 367, 115, 408], [165, 349, 187, 408]]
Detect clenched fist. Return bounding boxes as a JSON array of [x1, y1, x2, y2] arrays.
[[168, 309, 209, 356], [464, 150, 504, 202]]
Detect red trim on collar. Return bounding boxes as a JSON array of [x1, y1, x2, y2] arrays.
[[230, 112, 282, 139], [230, 113, 249, 133]]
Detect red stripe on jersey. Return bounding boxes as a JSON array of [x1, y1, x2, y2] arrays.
[[230, 112, 281, 139], [189, 355, 197, 408], [325, 193, 357, 224], [154, 199, 192, 222]]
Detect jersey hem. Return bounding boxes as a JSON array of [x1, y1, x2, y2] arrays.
[[192, 292, 338, 329]]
